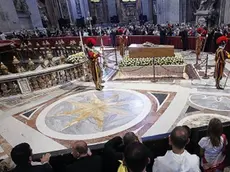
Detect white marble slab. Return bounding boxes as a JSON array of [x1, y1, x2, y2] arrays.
[[0, 116, 66, 154], [143, 88, 191, 136]]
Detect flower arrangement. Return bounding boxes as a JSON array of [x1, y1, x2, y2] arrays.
[[66, 52, 86, 64], [119, 53, 184, 67]]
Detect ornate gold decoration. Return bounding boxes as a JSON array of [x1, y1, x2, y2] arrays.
[[0, 62, 9, 75], [27, 58, 35, 71], [54, 93, 129, 130], [12, 56, 20, 65]]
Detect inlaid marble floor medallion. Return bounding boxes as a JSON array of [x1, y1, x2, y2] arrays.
[[177, 113, 230, 128], [36, 89, 152, 140], [189, 94, 230, 112]]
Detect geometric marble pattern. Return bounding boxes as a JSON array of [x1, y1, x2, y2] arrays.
[[36, 89, 152, 140], [185, 106, 200, 113], [189, 94, 230, 112], [177, 113, 230, 128], [20, 108, 37, 119], [150, 93, 168, 106]]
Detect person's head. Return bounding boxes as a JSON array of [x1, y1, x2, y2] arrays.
[[182, 125, 191, 137], [85, 38, 96, 48], [169, 126, 190, 151], [124, 142, 150, 172], [11, 143, 32, 166], [123, 132, 139, 147], [71, 141, 88, 158], [207, 118, 223, 147]]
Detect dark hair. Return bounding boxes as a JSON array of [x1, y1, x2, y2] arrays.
[[182, 125, 191, 137], [124, 142, 149, 172], [11, 143, 32, 166], [74, 141, 88, 155], [207, 118, 223, 147], [171, 126, 189, 149], [123, 132, 139, 147]]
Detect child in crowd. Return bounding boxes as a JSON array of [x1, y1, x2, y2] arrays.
[[199, 118, 228, 172]]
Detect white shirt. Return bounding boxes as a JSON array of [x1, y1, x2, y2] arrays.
[[152, 150, 200, 172], [198, 136, 227, 167]]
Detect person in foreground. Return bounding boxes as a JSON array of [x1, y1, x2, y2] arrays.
[[152, 126, 200, 172], [199, 118, 228, 172], [104, 132, 141, 172], [65, 140, 102, 172], [85, 38, 103, 91], [121, 142, 150, 172], [10, 143, 52, 172], [214, 36, 230, 89]]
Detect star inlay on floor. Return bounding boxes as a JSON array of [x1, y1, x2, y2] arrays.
[[12, 89, 175, 146]]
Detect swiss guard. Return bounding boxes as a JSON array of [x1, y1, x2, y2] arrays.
[[85, 38, 103, 91], [196, 27, 207, 63], [214, 36, 230, 89]]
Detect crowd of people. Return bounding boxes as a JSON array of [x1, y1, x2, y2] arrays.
[[0, 118, 228, 172], [0, 22, 230, 41]]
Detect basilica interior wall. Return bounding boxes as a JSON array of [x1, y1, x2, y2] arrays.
[[0, 0, 20, 32], [26, 0, 43, 28], [224, 0, 230, 24]]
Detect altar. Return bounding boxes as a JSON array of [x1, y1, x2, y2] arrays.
[[128, 44, 175, 58]]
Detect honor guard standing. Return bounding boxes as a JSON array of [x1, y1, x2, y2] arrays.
[[85, 38, 103, 91], [214, 36, 230, 89], [196, 27, 207, 63], [118, 28, 126, 57]]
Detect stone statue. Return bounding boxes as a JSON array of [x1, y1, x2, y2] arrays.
[[0, 62, 9, 75], [1, 83, 8, 96], [36, 42, 40, 47], [12, 56, 25, 73], [59, 53, 65, 65], [47, 51, 55, 67], [39, 56, 46, 69], [198, 0, 217, 11], [27, 58, 35, 71]]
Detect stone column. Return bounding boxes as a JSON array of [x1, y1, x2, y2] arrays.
[[45, 0, 61, 27], [102, 0, 109, 23], [116, 0, 122, 23], [168, 0, 180, 23], [141, 0, 149, 20], [67, 0, 78, 22], [58, 0, 71, 20], [26, 0, 43, 28], [79, 0, 89, 18], [148, 0, 153, 21], [107, 0, 117, 19], [136, 0, 142, 19], [224, 0, 230, 24], [0, 0, 20, 31]]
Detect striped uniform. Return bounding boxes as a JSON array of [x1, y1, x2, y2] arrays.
[[214, 48, 230, 82], [196, 36, 203, 56], [87, 49, 103, 90]]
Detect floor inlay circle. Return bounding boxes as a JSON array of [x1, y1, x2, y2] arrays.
[[36, 89, 152, 140], [177, 113, 230, 128], [189, 94, 230, 112]]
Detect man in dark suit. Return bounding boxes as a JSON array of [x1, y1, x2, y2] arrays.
[[11, 143, 52, 172], [65, 141, 102, 172], [160, 26, 167, 45], [103, 132, 141, 172], [110, 29, 117, 47], [179, 27, 188, 51]]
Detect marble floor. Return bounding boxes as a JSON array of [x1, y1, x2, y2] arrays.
[[0, 50, 230, 159]]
